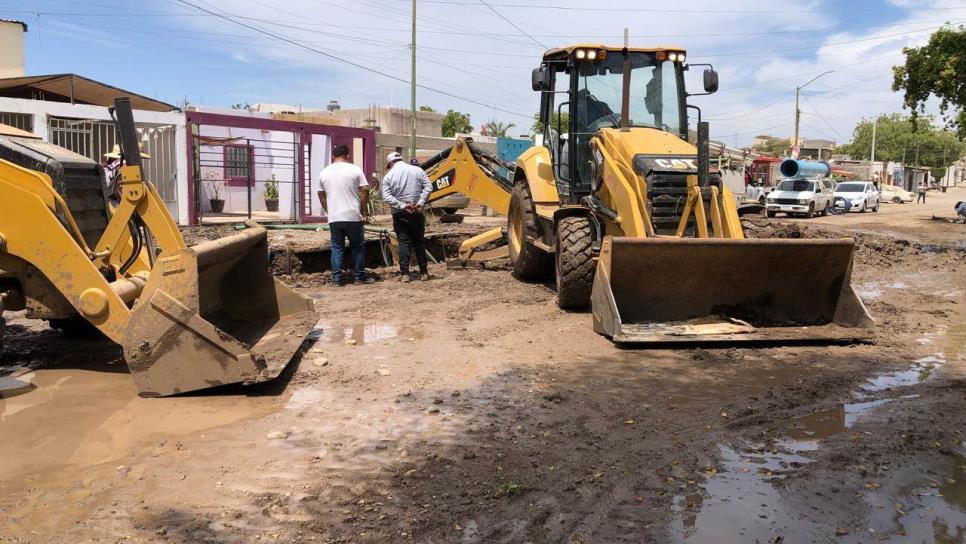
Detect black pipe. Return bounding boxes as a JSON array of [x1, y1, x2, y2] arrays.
[[111, 97, 144, 180], [697, 121, 710, 188]]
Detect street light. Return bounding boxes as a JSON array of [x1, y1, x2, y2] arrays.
[[794, 70, 834, 157]]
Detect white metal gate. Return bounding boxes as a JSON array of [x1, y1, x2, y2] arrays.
[[48, 117, 178, 202]]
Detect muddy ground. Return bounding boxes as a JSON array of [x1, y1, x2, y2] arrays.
[[1, 190, 964, 543]]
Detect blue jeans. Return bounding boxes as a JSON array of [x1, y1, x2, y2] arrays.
[[329, 221, 366, 282]]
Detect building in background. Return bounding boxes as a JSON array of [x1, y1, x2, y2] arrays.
[[0, 19, 27, 78], [797, 138, 836, 161], [252, 102, 476, 179]]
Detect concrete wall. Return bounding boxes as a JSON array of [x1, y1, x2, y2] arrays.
[[0, 97, 189, 223], [0, 21, 25, 78], [333, 107, 443, 137]]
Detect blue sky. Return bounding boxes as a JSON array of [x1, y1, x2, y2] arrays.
[[8, 0, 962, 145]]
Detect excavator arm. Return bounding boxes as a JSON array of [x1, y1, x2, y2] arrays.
[[423, 138, 513, 215], [420, 138, 515, 266]]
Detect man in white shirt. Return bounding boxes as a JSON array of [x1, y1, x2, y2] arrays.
[[318, 145, 373, 286], [381, 152, 432, 281]]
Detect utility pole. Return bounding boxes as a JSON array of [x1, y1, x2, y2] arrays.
[[794, 70, 834, 158], [410, 0, 417, 160]]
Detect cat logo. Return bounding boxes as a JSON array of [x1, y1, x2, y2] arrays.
[[653, 158, 697, 170], [432, 170, 456, 192]]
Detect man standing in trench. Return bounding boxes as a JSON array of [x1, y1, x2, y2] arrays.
[[318, 144, 373, 286], [382, 152, 432, 281]]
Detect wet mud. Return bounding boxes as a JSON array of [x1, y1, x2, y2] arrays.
[[1, 215, 964, 542]]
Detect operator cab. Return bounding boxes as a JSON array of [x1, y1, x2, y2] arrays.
[[532, 44, 717, 205]]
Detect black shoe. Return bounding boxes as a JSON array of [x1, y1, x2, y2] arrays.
[[332, 279, 345, 287], [355, 276, 375, 284]]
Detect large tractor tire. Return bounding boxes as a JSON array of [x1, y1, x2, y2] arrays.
[[508, 183, 553, 280], [555, 216, 594, 309]]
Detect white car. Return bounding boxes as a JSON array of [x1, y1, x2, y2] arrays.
[[833, 181, 880, 213], [879, 185, 914, 204], [765, 178, 835, 218]]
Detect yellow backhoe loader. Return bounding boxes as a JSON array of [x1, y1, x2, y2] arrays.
[[0, 98, 316, 396], [423, 43, 873, 343]]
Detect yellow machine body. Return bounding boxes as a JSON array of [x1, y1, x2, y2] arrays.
[[0, 102, 316, 395], [423, 43, 873, 343]]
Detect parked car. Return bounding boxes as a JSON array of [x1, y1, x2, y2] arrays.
[[879, 184, 914, 204], [765, 178, 835, 218], [833, 181, 880, 213]]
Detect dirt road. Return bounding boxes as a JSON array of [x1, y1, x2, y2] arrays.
[[1, 195, 963, 543]]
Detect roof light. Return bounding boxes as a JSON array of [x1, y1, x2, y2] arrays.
[[668, 52, 678, 62], [575, 49, 587, 60], [587, 50, 597, 60], [679, 54, 686, 63]]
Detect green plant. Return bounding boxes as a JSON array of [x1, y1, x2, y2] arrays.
[[442, 109, 473, 137], [497, 479, 522, 496], [263, 174, 279, 200], [893, 24, 966, 139]]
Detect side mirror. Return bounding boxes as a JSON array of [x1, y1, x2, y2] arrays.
[[532, 66, 551, 92], [703, 69, 719, 94]]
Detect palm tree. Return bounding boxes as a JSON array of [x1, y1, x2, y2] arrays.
[[483, 121, 516, 138]]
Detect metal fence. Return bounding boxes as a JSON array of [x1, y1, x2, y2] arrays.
[[48, 117, 178, 202], [195, 131, 299, 224]]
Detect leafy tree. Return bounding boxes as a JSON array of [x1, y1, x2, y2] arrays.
[[441, 109, 472, 137], [893, 24, 966, 138], [419, 105, 437, 112], [838, 113, 966, 179], [531, 112, 570, 135], [483, 121, 516, 138], [751, 135, 790, 157]]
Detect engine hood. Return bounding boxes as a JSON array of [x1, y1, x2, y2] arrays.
[[598, 127, 696, 170]]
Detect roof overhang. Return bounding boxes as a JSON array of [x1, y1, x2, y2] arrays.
[[0, 73, 176, 112]]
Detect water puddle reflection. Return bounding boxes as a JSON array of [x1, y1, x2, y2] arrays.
[[861, 355, 944, 393], [674, 349, 954, 542], [318, 321, 422, 345]]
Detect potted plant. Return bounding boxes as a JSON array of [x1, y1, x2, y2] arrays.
[[205, 172, 226, 213], [264, 174, 279, 212]]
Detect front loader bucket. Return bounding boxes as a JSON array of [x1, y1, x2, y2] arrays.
[[123, 225, 317, 396], [591, 237, 874, 344]]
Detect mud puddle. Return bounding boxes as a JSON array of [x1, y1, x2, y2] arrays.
[[672, 350, 953, 542], [0, 364, 282, 483], [858, 454, 966, 543], [318, 321, 422, 345]]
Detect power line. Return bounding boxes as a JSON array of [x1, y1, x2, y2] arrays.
[[706, 95, 792, 121], [384, 0, 966, 14], [478, 0, 546, 48], [800, 92, 848, 141], [170, 0, 531, 118]]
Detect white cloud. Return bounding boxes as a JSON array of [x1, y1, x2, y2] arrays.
[[158, 0, 960, 145]]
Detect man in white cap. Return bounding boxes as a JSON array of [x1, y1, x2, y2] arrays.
[[381, 152, 432, 281]]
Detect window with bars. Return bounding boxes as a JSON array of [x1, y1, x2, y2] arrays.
[[224, 144, 253, 186]]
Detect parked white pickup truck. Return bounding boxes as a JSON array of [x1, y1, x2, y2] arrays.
[[765, 178, 835, 218]]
